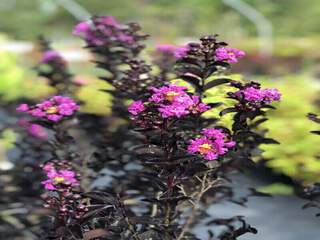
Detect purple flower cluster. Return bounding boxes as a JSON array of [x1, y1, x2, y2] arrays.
[[41, 161, 87, 220], [73, 16, 133, 46], [42, 162, 79, 190], [231, 83, 281, 111], [237, 87, 281, 104], [16, 96, 79, 122], [40, 50, 64, 64], [156, 44, 189, 59], [215, 47, 245, 63], [227, 81, 282, 111], [187, 128, 235, 161], [128, 84, 210, 119]]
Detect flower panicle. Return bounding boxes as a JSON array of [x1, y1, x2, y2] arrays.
[[128, 83, 210, 120], [41, 161, 79, 191], [215, 47, 245, 63], [16, 96, 80, 122], [229, 81, 281, 111], [73, 16, 144, 48], [41, 160, 88, 220]]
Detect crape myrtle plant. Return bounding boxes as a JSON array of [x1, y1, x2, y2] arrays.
[[0, 39, 79, 239], [12, 15, 282, 239], [36, 36, 75, 94], [7, 39, 87, 238]]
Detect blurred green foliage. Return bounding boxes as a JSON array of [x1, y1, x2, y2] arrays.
[[75, 78, 112, 115], [194, 74, 320, 183], [236, 37, 320, 57], [2, 0, 320, 40], [260, 75, 320, 183], [0, 129, 16, 150], [0, 51, 51, 101], [258, 183, 293, 196]]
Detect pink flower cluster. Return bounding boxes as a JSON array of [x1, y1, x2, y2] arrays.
[[236, 86, 281, 104], [41, 162, 79, 190], [73, 16, 133, 46], [40, 50, 64, 64], [16, 96, 80, 122], [215, 47, 245, 63], [128, 84, 210, 119], [156, 44, 189, 59], [187, 128, 235, 161]]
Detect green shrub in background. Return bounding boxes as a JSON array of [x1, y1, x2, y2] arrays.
[[0, 51, 51, 102], [0, 46, 111, 115], [75, 78, 112, 115], [260, 75, 320, 183], [200, 74, 320, 184]]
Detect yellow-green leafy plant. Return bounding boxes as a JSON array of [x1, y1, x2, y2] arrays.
[[260, 75, 320, 183]]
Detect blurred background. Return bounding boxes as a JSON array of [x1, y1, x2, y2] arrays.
[[1, 1, 320, 239]]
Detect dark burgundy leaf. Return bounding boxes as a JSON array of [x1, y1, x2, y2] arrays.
[[83, 229, 110, 240], [204, 78, 231, 91], [220, 107, 238, 116]]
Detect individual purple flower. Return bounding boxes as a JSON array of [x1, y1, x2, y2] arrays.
[[201, 128, 226, 140], [43, 163, 55, 173], [58, 103, 75, 116], [189, 96, 211, 114], [188, 128, 235, 160], [16, 96, 79, 122], [158, 103, 190, 118], [17, 118, 48, 140], [73, 20, 103, 46], [73, 21, 91, 36], [128, 100, 146, 115], [187, 137, 219, 160], [40, 50, 63, 64], [156, 44, 189, 59], [47, 114, 63, 122], [16, 104, 29, 112], [215, 47, 245, 63], [149, 84, 191, 104], [30, 109, 46, 117], [28, 124, 48, 140]]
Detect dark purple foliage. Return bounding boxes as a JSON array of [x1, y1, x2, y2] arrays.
[[0, 16, 284, 240]]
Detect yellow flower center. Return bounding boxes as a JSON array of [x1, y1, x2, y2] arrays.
[[46, 106, 58, 114], [165, 91, 180, 102], [199, 143, 212, 154], [54, 176, 65, 183]]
